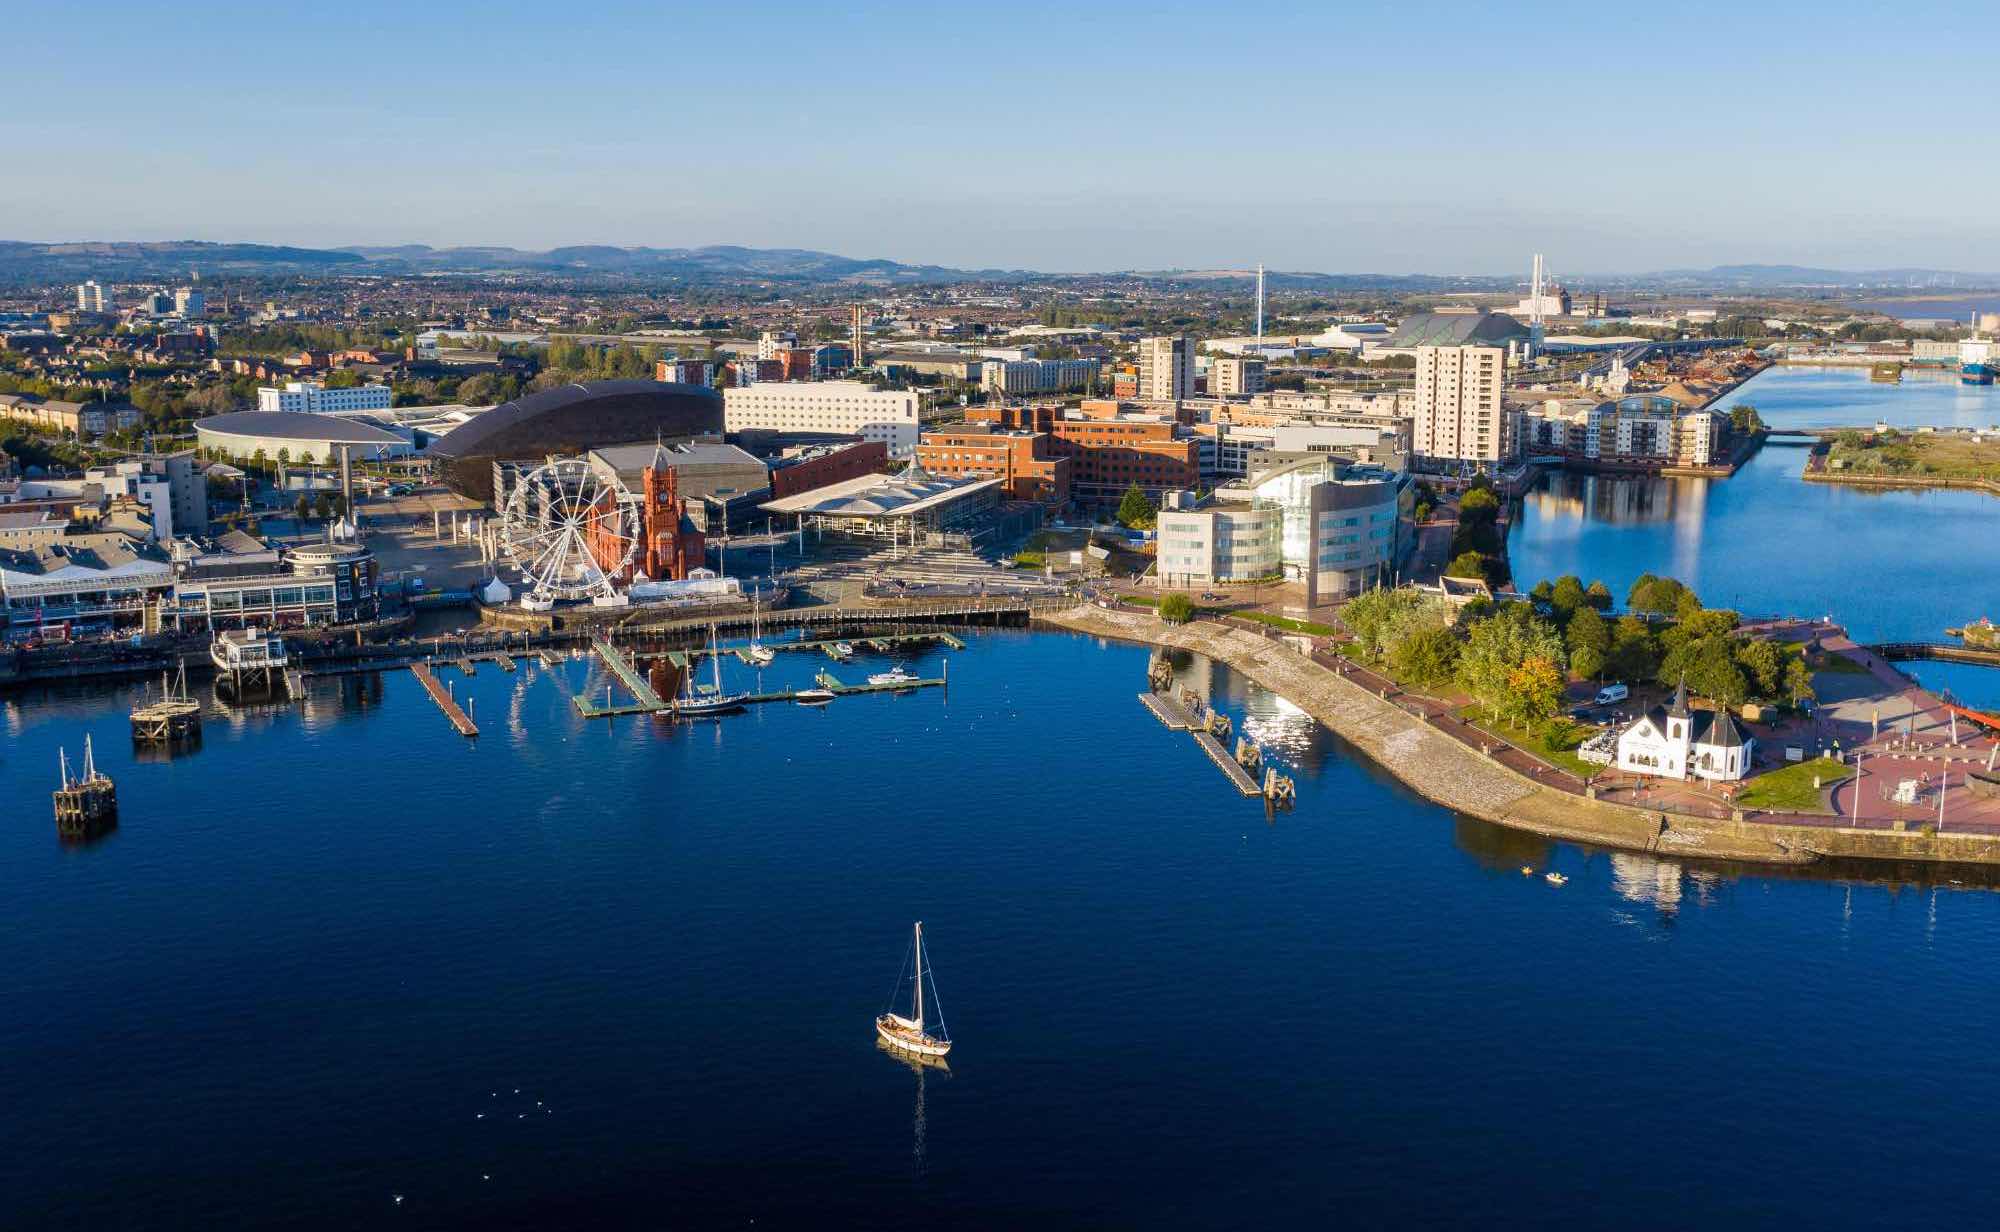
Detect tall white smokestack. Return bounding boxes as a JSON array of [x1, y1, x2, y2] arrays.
[[1255, 263, 1265, 343]]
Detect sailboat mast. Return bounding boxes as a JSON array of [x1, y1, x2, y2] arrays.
[[711, 624, 724, 693], [913, 922, 925, 1027]]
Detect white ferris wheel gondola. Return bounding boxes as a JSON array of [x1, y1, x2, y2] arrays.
[[497, 457, 641, 610]]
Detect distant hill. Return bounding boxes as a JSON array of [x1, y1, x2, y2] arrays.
[[0, 240, 364, 283], [333, 243, 1013, 283]]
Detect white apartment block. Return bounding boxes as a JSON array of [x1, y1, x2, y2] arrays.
[[1156, 504, 1283, 587], [257, 381, 394, 415], [724, 381, 924, 457], [981, 357, 1101, 396], [1137, 335, 1196, 402], [76, 281, 112, 313], [757, 330, 797, 360], [1208, 355, 1268, 397], [1414, 346, 1508, 466]]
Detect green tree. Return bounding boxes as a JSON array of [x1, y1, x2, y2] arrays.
[[1606, 615, 1658, 683], [1627, 573, 1698, 618], [1736, 638, 1784, 697], [313, 491, 333, 520], [1565, 605, 1611, 681], [1115, 483, 1155, 530], [1158, 593, 1194, 623], [1339, 585, 1427, 655], [1390, 624, 1461, 688], [1585, 579, 1613, 611], [1457, 604, 1567, 727], [294, 492, 311, 521], [1783, 656, 1816, 706], [1549, 575, 1587, 620], [1446, 550, 1490, 582]]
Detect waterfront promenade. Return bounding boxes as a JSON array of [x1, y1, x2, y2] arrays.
[[1044, 600, 2000, 867]]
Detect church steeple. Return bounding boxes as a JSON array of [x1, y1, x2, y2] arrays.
[[1668, 676, 1690, 719]]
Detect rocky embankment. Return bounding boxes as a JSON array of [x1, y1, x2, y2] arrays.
[[1041, 603, 1825, 864]]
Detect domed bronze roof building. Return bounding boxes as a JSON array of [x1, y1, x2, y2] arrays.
[[429, 379, 723, 503]]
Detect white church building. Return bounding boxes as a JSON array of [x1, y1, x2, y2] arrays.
[[1614, 682, 1754, 782]]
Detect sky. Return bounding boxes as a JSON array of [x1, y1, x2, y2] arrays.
[[9, 0, 2000, 276]]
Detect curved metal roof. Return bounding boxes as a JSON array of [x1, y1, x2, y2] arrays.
[[428, 379, 720, 459], [193, 411, 406, 445]]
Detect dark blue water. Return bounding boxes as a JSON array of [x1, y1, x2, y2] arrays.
[[1511, 366, 2000, 706], [10, 630, 2000, 1227], [1849, 297, 2000, 323]]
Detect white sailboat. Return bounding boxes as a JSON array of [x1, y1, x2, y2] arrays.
[[745, 598, 776, 667], [677, 624, 748, 716], [876, 921, 952, 1058]]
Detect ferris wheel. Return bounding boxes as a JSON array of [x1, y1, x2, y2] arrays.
[[498, 457, 639, 609]]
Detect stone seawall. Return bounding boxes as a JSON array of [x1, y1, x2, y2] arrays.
[[1041, 603, 2000, 868]]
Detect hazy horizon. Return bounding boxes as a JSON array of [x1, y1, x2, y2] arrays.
[[12, 0, 2000, 276]]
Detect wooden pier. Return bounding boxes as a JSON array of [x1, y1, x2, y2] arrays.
[[1139, 691, 1195, 730], [812, 669, 946, 697], [411, 662, 479, 737], [673, 630, 962, 664], [1140, 688, 1286, 801], [571, 638, 672, 718], [495, 654, 517, 673], [1192, 729, 1263, 796]]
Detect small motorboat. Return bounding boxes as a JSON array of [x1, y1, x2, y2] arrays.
[[829, 641, 855, 660], [1544, 872, 1568, 886], [876, 922, 951, 1059], [1519, 866, 1534, 876], [868, 664, 919, 688], [794, 687, 836, 705]]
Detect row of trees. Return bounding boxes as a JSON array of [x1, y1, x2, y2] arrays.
[[1534, 573, 1814, 708], [1445, 479, 1507, 585], [1343, 572, 1818, 733]]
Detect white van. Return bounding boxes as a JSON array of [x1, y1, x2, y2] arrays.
[[1594, 683, 1629, 705]]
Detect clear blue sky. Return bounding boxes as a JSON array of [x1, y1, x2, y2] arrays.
[[8, 0, 2000, 275]]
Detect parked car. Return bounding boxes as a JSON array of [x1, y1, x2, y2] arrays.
[[1594, 683, 1630, 705]]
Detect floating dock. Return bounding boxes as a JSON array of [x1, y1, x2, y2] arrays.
[[411, 662, 479, 737], [1139, 691, 1194, 730], [1192, 730, 1263, 796], [812, 669, 946, 697], [572, 638, 672, 718], [673, 630, 961, 663], [1141, 689, 1283, 801]]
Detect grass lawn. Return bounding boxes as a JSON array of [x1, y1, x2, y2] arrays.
[[1118, 595, 1161, 608], [1235, 611, 1338, 637], [1462, 708, 1601, 779], [1737, 757, 1851, 814], [1813, 653, 1869, 675]]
